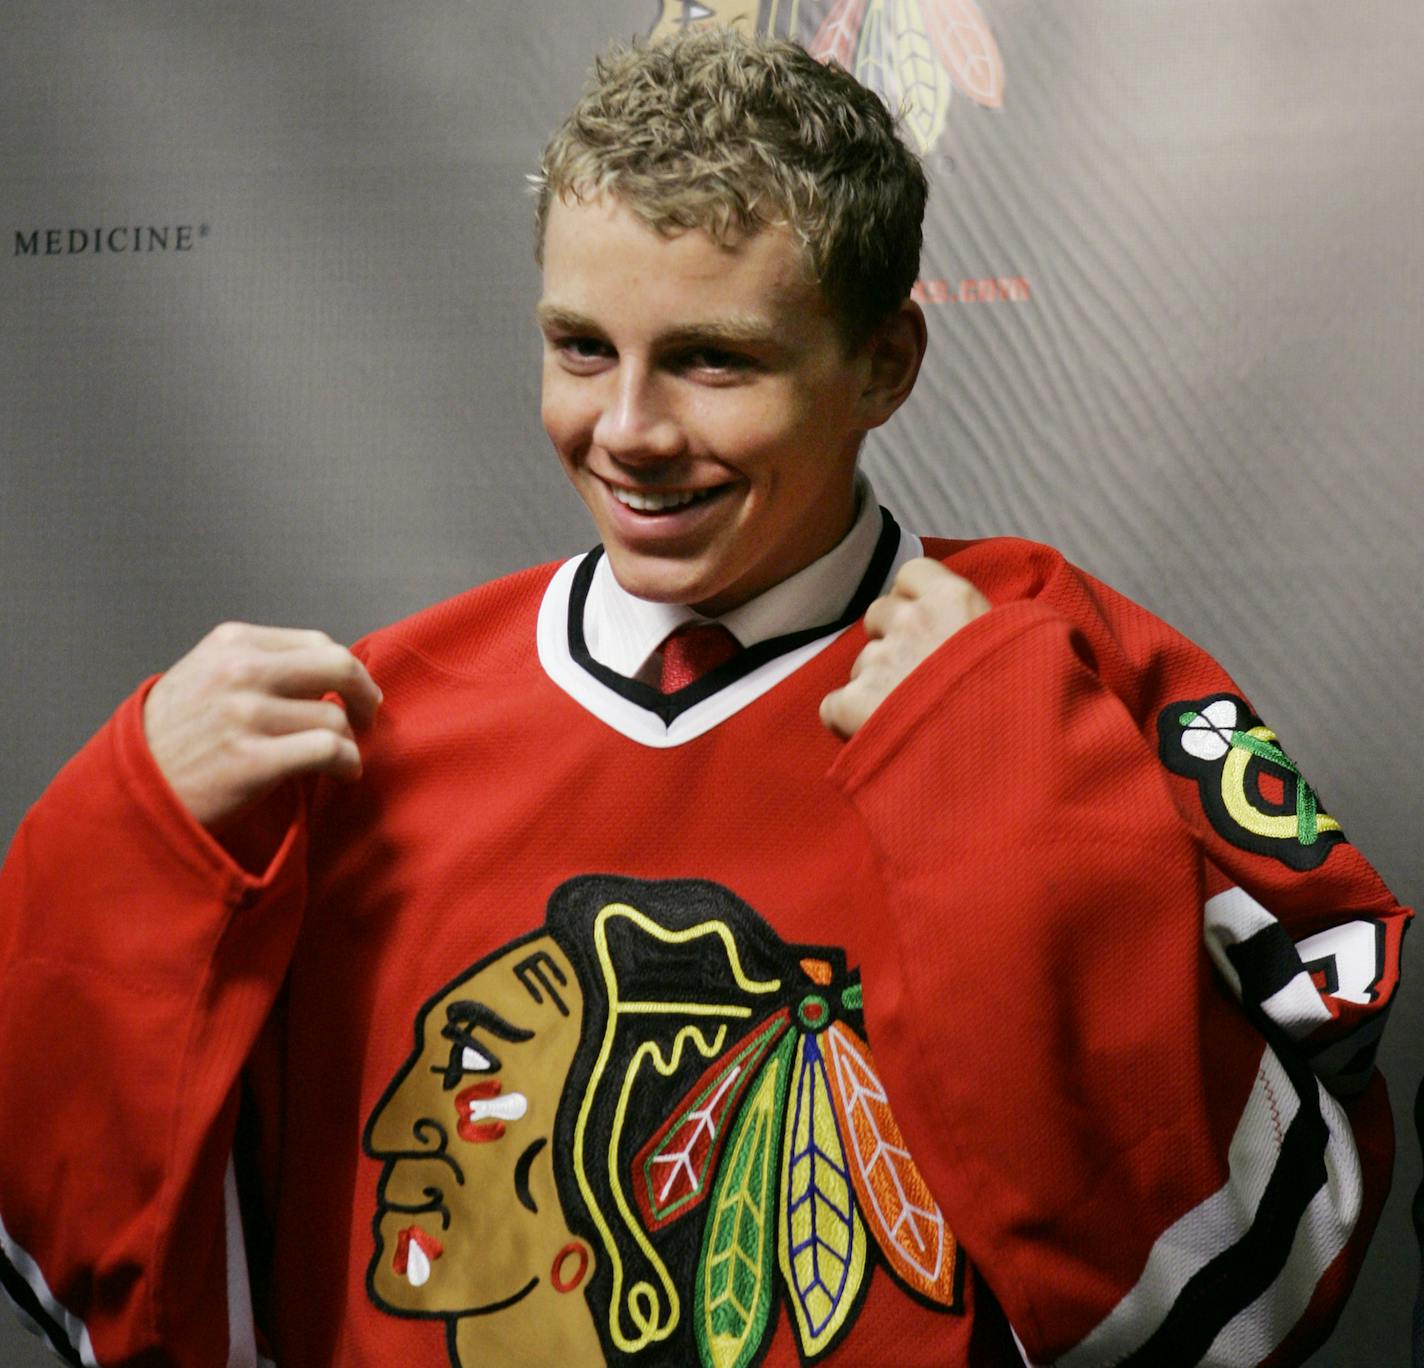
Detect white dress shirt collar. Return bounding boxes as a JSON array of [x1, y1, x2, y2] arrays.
[[583, 476, 883, 682]]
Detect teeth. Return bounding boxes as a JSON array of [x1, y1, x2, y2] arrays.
[[611, 486, 716, 512]]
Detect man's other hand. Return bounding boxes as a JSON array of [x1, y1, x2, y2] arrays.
[[820, 559, 989, 739], [143, 623, 382, 829]]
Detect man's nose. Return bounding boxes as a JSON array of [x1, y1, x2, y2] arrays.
[[592, 363, 682, 466]]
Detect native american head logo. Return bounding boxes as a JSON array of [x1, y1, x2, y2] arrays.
[[1157, 694, 1346, 871], [364, 875, 961, 1366], [649, 0, 1004, 154]]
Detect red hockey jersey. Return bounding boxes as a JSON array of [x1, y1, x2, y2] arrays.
[[0, 518, 1407, 1367]]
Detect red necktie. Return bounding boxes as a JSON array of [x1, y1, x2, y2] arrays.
[[656, 623, 741, 693]]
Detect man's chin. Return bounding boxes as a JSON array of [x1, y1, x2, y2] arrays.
[[602, 552, 729, 611]]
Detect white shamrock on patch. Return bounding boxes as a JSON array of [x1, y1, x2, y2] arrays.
[[1180, 699, 1239, 762]]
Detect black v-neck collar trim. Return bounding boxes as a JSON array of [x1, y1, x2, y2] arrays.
[[566, 507, 902, 724]]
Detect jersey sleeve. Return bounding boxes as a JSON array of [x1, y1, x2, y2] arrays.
[[0, 679, 307, 1367], [828, 547, 1408, 1368]]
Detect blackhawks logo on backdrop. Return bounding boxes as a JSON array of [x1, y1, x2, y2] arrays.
[[1157, 693, 1346, 871], [649, 0, 1005, 153], [365, 875, 962, 1367]]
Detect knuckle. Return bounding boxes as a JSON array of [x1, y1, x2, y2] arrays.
[[895, 557, 930, 588], [224, 691, 264, 730], [315, 640, 353, 675], [208, 620, 249, 646], [881, 600, 912, 635], [221, 731, 263, 773], [863, 594, 891, 627], [209, 654, 257, 691]]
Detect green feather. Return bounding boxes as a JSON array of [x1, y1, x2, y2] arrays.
[[694, 1033, 795, 1368]]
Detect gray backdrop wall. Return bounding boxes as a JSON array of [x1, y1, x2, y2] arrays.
[[3, 2, 1420, 1364]]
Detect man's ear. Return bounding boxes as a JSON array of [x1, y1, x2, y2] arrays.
[[858, 299, 928, 429]]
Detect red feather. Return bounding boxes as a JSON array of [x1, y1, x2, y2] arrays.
[[924, 0, 1004, 107]]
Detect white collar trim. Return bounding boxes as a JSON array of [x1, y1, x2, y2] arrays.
[[536, 518, 923, 748], [585, 476, 885, 679]]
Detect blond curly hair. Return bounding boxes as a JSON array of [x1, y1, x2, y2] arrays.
[[533, 27, 927, 346]]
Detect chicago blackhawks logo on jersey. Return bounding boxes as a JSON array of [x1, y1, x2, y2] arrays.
[[364, 876, 962, 1367], [1157, 693, 1345, 871]]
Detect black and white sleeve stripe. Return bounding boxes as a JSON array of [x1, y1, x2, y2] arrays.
[[1025, 1043, 1361, 1368]]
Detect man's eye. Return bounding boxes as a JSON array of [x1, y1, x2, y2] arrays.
[[556, 336, 611, 362], [685, 348, 746, 372]]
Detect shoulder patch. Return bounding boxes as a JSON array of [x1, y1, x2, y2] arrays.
[[1157, 693, 1345, 871]]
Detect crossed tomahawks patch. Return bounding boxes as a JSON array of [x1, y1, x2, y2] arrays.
[[1157, 693, 1345, 871]]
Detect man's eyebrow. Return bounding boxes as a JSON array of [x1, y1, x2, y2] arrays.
[[535, 304, 785, 351], [535, 304, 599, 335], [658, 318, 786, 351]]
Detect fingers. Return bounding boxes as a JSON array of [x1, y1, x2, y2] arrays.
[[145, 621, 382, 829], [221, 697, 365, 789], [239, 696, 357, 742], [864, 559, 973, 635], [822, 560, 992, 740], [862, 594, 896, 639], [250, 727, 365, 785], [259, 645, 382, 727], [201, 624, 382, 727], [889, 557, 952, 598], [889, 558, 992, 624], [818, 686, 859, 740]]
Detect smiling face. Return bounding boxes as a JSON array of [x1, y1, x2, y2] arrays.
[[364, 937, 586, 1318], [538, 193, 916, 616]]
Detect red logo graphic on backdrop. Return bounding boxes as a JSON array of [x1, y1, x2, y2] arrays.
[[649, 0, 1004, 154], [649, 1, 1026, 304]]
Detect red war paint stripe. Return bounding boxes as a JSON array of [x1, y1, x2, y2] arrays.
[[456, 1079, 509, 1142]]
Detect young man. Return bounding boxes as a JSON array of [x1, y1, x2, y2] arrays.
[[0, 28, 1407, 1368]]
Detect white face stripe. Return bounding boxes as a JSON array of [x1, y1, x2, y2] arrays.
[[535, 530, 924, 748], [464, 1092, 528, 1124], [406, 1240, 433, 1287]]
